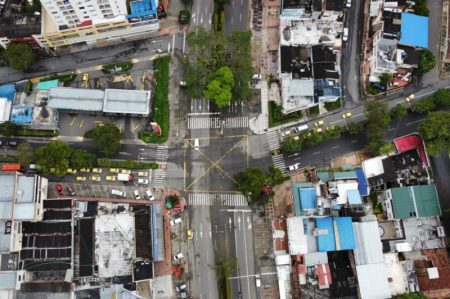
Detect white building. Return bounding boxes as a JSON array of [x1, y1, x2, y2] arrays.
[[0, 98, 11, 124]]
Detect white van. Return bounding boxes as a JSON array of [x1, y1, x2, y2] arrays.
[[194, 138, 199, 150], [294, 124, 308, 133], [343, 28, 349, 41], [111, 189, 127, 197]]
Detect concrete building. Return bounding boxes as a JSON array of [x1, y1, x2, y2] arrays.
[[40, 0, 159, 52]]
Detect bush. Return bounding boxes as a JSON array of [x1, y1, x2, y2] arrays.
[[97, 158, 159, 169], [324, 98, 341, 111], [280, 126, 342, 153], [390, 103, 408, 119], [24, 80, 32, 95], [414, 0, 429, 16], [140, 56, 170, 143], [418, 49, 435, 74], [101, 61, 133, 74], [308, 105, 320, 116], [346, 122, 365, 135], [433, 88, 450, 107], [179, 10, 191, 24], [41, 73, 77, 83], [412, 97, 436, 113], [268, 101, 302, 127], [365, 84, 382, 95], [15, 128, 59, 137]]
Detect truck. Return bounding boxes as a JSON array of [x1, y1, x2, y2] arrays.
[[2, 163, 23, 172], [117, 173, 133, 182]]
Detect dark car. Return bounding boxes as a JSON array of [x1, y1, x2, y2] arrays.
[[6, 140, 17, 147], [56, 184, 64, 196], [67, 186, 76, 196]]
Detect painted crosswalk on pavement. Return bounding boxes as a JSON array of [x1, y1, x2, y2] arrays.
[[266, 131, 281, 151], [272, 154, 286, 171], [188, 193, 248, 206], [188, 117, 249, 129], [156, 145, 168, 164], [152, 169, 166, 188]]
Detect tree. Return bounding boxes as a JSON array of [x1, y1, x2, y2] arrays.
[[412, 97, 436, 113], [433, 88, 450, 107], [365, 100, 391, 141], [418, 111, 450, 156], [346, 122, 364, 135], [418, 49, 435, 74], [4, 43, 36, 71], [390, 103, 408, 119], [211, 258, 237, 280], [178, 10, 191, 24], [204, 66, 234, 108], [34, 141, 72, 176], [85, 123, 122, 156], [0, 121, 17, 137], [70, 150, 96, 169], [414, 0, 429, 16], [16, 141, 34, 165], [379, 72, 393, 86]]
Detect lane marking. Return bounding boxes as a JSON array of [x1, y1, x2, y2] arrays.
[[405, 118, 425, 126], [351, 140, 359, 143], [313, 151, 320, 155], [331, 146, 339, 150]]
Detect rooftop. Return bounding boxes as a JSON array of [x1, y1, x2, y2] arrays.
[[48, 87, 104, 112], [0, 84, 16, 102], [353, 221, 384, 265], [384, 253, 409, 296], [356, 263, 392, 299], [415, 249, 450, 295], [281, 75, 315, 113], [400, 13, 429, 48], [391, 184, 441, 219], [103, 89, 150, 115], [382, 10, 402, 39], [280, 46, 312, 77]]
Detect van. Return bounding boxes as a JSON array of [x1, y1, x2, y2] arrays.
[[111, 189, 127, 197], [294, 124, 308, 133], [194, 138, 199, 150], [343, 28, 349, 41]]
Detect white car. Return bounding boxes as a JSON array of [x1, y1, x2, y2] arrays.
[[287, 163, 300, 172], [175, 283, 187, 293], [138, 178, 149, 185], [145, 190, 155, 201], [170, 217, 182, 226], [346, 0, 351, 8], [133, 190, 141, 200], [173, 252, 183, 261]]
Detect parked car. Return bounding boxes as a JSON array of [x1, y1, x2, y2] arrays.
[[56, 184, 64, 196], [76, 176, 87, 181], [138, 178, 149, 185], [346, 0, 351, 7], [316, 127, 323, 133], [406, 94, 415, 102], [80, 168, 90, 173], [6, 140, 17, 147], [137, 171, 148, 177], [145, 190, 155, 201], [92, 168, 102, 173], [186, 229, 193, 240], [133, 190, 141, 200], [314, 120, 324, 127], [105, 176, 116, 181], [281, 130, 291, 137], [294, 124, 308, 133], [343, 28, 349, 41], [170, 217, 182, 226], [89, 176, 101, 182], [67, 186, 76, 196], [109, 168, 120, 173], [173, 252, 184, 261], [342, 112, 352, 119], [175, 283, 187, 293], [120, 169, 131, 174], [67, 168, 77, 174], [286, 163, 300, 172]]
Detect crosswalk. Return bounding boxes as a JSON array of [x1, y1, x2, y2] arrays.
[[156, 145, 168, 164], [188, 117, 249, 129], [188, 193, 248, 206], [152, 169, 166, 188], [266, 131, 280, 151], [272, 154, 286, 171]]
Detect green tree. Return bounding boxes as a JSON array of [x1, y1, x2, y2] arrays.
[[390, 103, 408, 119], [0, 121, 17, 137], [379, 72, 393, 86], [414, 0, 429, 16], [4, 43, 36, 71], [204, 66, 234, 108], [16, 141, 34, 165], [70, 150, 96, 169], [178, 10, 191, 24], [412, 97, 436, 113], [365, 100, 391, 141], [85, 123, 122, 156], [433, 88, 450, 107], [346, 122, 364, 135], [418, 111, 450, 156], [34, 141, 72, 176], [211, 258, 237, 280], [418, 49, 435, 74]]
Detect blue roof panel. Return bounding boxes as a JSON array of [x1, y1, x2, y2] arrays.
[[400, 13, 429, 48], [299, 188, 317, 210], [347, 189, 362, 205], [0, 84, 15, 102], [355, 168, 369, 196], [333, 217, 356, 250], [316, 217, 336, 252], [37, 79, 59, 90], [127, 0, 157, 18]]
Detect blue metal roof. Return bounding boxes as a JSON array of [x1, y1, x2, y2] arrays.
[[292, 183, 314, 216], [400, 13, 429, 48], [347, 189, 362, 205], [10, 106, 33, 124], [127, 0, 157, 18], [316, 217, 336, 252], [299, 188, 317, 209], [355, 168, 369, 196], [333, 217, 356, 250], [0, 83, 15, 102]]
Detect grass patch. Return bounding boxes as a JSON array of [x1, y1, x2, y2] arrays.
[[15, 128, 59, 137], [308, 105, 320, 116], [97, 158, 159, 169], [365, 84, 382, 95], [101, 61, 133, 74], [40, 73, 77, 83], [268, 101, 302, 127], [140, 56, 170, 143], [324, 98, 341, 111]]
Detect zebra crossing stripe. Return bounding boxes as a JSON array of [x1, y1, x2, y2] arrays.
[[153, 169, 166, 188], [266, 131, 280, 151], [272, 154, 286, 171], [188, 193, 248, 206], [156, 145, 169, 163], [188, 117, 249, 129]]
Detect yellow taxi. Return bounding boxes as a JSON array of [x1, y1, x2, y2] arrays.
[[105, 176, 116, 181], [314, 120, 324, 127], [92, 168, 102, 173], [89, 176, 101, 182], [186, 229, 193, 240], [137, 171, 149, 177], [80, 168, 90, 173], [342, 112, 352, 119], [109, 168, 120, 173], [120, 169, 131, 174], [76, 176, 87, 182], [316, 128, 323, 133], [67, 168, 77, 174]]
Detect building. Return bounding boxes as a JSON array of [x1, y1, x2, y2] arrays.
[[40, 0, 159, 52], [0, 97, 11, 123]]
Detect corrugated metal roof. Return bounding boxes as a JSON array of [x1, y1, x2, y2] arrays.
[[355, 168, 369, 196], [347, 189, 362, 205], [333, 171, 357, 180], [287, 217, 308, 255], [316, 217, 336, 252], [353, 221, 384, 265], [356, 264, 391, 299], [400, 13, 428, 48], [299, 188, 317, 209], [334, 217, 355, 250], [391, 185, 441, 219], [103, 89, 150, 115], [48, 87, 104, 112]]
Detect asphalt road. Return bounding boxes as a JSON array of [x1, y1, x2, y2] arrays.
[[190, 0, 214, 30], [224, 0, 250, 32]]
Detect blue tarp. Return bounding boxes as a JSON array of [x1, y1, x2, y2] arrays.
[[400, 13, 429, 48], [37, 79, 59, 90], [316, 217, 336, 252], [347, 189, 362, 205], [299, 188, 317, 209], [355, 168, 369, 196], [0, 84, 15, 102], [333, 217, 356, 250], [127, 0, 157, 18], [10, 106, 33, 124]]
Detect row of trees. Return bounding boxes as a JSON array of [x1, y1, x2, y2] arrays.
[[184, 28, 253, 107]]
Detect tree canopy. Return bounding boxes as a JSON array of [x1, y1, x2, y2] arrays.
[[412, 97, 436, 113], [418, 49, 435, 74], [4, 43, 36, 71], [16, 141, 34, 165], [204, 66, 234, 108], [418, 111, 450, 156], [70, 150, 96, 169], [433, 88, 450, 107], [34, 141, 72, 176], [390, 103, 408, 119], [179, 10, 191, 24], [379, 72, 393, 86], [0, 121, 17, 137], [365, 100, 391, 141], [235, 166, 288, 205], [85, 123, 122, 156]]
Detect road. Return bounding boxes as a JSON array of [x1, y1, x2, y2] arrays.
[[224, 0, 250, 32], [190, 0, 214, 30]]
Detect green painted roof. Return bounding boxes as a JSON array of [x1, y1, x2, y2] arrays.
[[391, 184, 441, 219], [292, 182, 314, 216], [317, 171, 330, 181], [333, 171, 357, 180]]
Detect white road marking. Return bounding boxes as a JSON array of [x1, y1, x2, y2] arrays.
[[405, 119, 425, 126], [331, 146, 339, 150], [313, 151, 321, 155], [200, 222, 203, 238], [351, 140, 359, 143]]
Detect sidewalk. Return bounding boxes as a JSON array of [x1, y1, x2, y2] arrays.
[[249, 80, 269, 134]]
